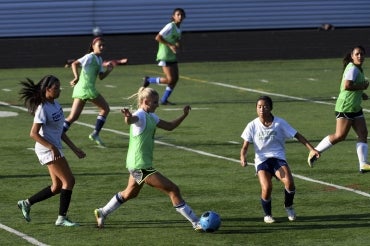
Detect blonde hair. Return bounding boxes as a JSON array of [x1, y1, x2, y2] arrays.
[[127, 87, 159, 108]]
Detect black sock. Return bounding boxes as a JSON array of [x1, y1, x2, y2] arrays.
[[59, 189, 72, 217], [28, 186, 54, 205], [284, 189, 295, 207]]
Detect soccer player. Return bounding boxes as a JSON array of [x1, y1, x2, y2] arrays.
[[18, 75, 86, 226], [308, 45, 370, 172], [94, 87, 202, 231], [240, 96, 319, 223], [142, 8, 186, 105], [63, 37, 115, 146]]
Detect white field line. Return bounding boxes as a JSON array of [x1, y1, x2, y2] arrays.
[[0, 224, 49, 246], [2, 80, 370, 242]]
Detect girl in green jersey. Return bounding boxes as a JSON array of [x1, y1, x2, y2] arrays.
[[142, 8, 186, 105], [94, 87, 203, 231], [308, 45, 370, 172], [63, 37, 114, 146]]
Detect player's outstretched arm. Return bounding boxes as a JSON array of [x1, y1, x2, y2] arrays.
[[157, 105, 191, 131]]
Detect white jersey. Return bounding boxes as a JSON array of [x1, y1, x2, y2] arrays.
[[34, 100, 64, 152], [241, 116, 297, 165], [131, 108, 160, 137]]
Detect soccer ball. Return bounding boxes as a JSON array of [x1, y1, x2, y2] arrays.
[[199, 211, 221, 232], [92, 26, 102, 36]]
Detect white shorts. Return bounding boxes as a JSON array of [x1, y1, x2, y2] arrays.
[[35, 148, 64, 165], [157, 61, 166, 66]]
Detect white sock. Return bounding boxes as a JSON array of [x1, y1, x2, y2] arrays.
[[101, 193, 125, 217], [315, 136, 333, 153], [175, 202, 199, 226], [356, 142, 368, 166]]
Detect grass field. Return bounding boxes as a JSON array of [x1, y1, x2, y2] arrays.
[[2, 59, 370, 245]]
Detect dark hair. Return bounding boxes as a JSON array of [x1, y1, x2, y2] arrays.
[[256, 95, 273, 109], [343, 45, 366, 71], [88, 37, 104, 53], [19, 75, 59, 115], [172, 8, 186, 20]]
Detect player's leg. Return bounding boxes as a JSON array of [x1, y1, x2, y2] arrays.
[[145, 172, 200, 228], [352, 117, 370, 171], [160, 64, 179, 104], [94, 175, 143, 228], [275, 165, 296, 221], [257, 170, 275, 223], [89, 94, 110, 146], [63, 98, 86, 132]]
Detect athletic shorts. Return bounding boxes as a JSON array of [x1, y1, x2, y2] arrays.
[[129, 167, 158, 185], [157, 61, 177, 67], [335, 110, 364, 120], [256, 158, 288, 175], [35, 148, 64, 165]]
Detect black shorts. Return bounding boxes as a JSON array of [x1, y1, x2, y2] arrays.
[[335, 110, 364, 120], [129, 167, 158, 185]]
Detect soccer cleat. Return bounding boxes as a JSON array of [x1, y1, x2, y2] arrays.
[[360, 164, 370, 173], [89, 133, 105, 147], [94, 208, 105, 228], [142, 76, 150, 88], [307, 151, 318, 168], [55, 217, 79, 227], [263, 215, 275, 224], [285, 206, 296, 221], [193, 222, 204, 232], [17, 200, 31, 222]]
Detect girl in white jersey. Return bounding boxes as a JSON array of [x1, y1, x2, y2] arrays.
[[18, 75, 86, 226], [142, 8, 186, 105], [240, 96, 319, 223], [94, 87, 203, 231]]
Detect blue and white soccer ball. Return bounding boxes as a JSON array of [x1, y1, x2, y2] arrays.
[[199, 211, 221, 232]]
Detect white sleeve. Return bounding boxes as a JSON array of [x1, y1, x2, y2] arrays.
[[33, 104, 45, 124], [159, 23, 173, 37], [78, 53, 93, 68], [344, 66, 359, 81]]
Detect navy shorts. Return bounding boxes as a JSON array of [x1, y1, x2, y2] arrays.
[[256, 158, 288, 175]]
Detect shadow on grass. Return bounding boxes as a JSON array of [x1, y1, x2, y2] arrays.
[[79, 213, 370, 234], [0, 172, 124, 179]]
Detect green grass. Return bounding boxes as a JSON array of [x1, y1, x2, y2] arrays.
[[2, 59, 370, 245]]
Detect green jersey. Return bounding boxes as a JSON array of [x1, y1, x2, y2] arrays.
[[335, 62, 365, 113], [156, 22, 181, 62], [126, 109, 159, 170], [72, 53, 103, 100]]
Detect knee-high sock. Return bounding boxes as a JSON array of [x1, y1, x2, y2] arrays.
[[101, 192, 125, 217], [28, 186, 54, 205], [63, 120, 71, 132], [161, 87, 173, 103], [59, 189, 72, 217], [175, 202, 199, 226], [315, 135, 333, 153], [148, 77, 160, 84], [261, 198, 272, 216], [284, 188, 295, 208], [92, 115, 106, 135], [356, 142, 368, 166]]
